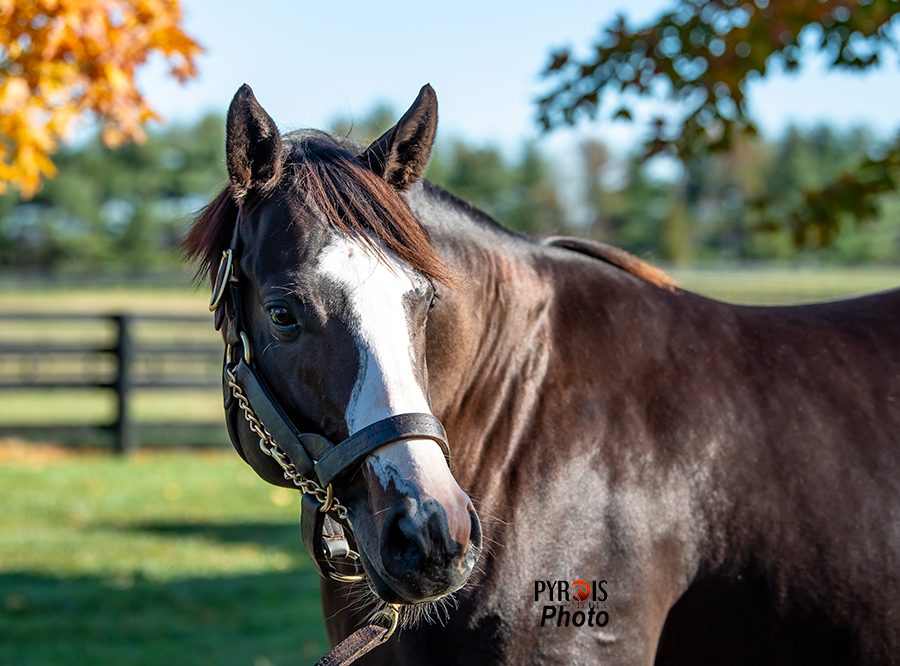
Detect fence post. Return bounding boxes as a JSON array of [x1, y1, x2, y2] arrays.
[[111, 315, 136, 454]]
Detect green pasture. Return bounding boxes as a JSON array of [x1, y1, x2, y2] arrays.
[[0, 447, 330, 666], [0, 282, 332, 665], [670, 264, 900, 305]]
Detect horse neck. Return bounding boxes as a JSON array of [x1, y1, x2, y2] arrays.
[[409, 182, 557, 451]]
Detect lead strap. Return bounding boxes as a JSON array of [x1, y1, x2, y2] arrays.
[[313, 607, 400, 666]]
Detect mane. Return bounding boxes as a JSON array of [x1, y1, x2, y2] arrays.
[[183, 134, 455, 285], [287, 137, 455, 284]]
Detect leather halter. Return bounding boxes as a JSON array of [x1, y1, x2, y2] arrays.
[[211, 211, 450, 578]]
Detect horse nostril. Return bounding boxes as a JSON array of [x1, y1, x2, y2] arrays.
[[383, 511, 425, 574], [379, 499, 469, 598]]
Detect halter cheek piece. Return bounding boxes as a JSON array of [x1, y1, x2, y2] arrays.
[[210, 213, 451, 584]]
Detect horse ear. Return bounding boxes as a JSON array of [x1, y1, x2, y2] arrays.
[[360, 84, 437, 191], [226, 84, 282, 199]]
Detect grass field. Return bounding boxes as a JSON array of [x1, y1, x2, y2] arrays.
[[0, 278, 330, 663], [670, 264, 900, 305], [0, 445, 329, 666]]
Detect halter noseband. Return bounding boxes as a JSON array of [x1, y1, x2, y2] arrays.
[[210, 212, 450, 583]]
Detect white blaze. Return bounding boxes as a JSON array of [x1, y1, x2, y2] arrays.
[[317, 233, 472, 546], [317, 234, 431, 431]]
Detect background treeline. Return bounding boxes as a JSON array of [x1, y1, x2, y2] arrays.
[[1, 109, 897, 273], [0, 115, 224, 272]]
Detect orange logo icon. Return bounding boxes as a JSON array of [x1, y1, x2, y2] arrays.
[[572, 580, 590, 601]]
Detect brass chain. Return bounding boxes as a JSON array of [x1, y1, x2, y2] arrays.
[[225, 365, 348, 521]]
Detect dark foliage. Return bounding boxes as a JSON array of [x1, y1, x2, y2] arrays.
[[539, 0, 900, 247]]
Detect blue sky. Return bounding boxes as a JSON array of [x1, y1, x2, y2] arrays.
[[137, 0, 900, 155]]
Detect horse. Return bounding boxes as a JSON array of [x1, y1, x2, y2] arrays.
[[184, 83, 900, 665]]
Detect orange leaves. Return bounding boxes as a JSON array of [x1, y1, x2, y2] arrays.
[[0, 0, 201, 198]]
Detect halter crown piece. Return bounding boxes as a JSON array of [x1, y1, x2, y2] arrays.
[[211, 212, 451, 584]]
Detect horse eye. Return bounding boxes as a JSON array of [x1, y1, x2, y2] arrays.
[[429, 297, 436, 312], [268, 306, 297, 328]]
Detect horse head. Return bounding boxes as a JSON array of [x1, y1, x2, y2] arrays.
[[188, 84, 482, 607]]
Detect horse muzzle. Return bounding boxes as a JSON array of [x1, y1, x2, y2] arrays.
[[357, 497, 482, 604]]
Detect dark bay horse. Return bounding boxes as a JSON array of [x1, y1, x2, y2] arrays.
[[185, 83, 900, 665]]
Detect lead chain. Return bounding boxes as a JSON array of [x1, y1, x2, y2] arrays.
[[225, 365, 348, 521]]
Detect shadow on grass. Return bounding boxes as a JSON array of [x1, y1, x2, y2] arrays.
[[0, 568, 329, 666], [121, 521, 303, 550], [3, 517, 332, 666]]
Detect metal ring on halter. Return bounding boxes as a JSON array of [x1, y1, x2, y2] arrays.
[[329, 571, 367, 583], [328, 552, 367, 584], [239, 331, 251, 364], [209, 249, 234, 312], [327, 548, 366, 583], [369, 605, 401, 643]]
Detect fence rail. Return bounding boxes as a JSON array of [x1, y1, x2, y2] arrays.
[[0, 312, 224, 453]]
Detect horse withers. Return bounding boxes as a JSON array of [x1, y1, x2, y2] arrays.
[[186, 84, 900, 665]]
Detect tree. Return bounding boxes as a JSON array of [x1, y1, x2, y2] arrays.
[[0, 0, 201, 198], [0, 113, 226, 270], [426, 140, 565, 234], [539, 0, 900, 247]]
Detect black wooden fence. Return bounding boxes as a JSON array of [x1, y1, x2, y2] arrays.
[[0, 312, 225, 453]]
